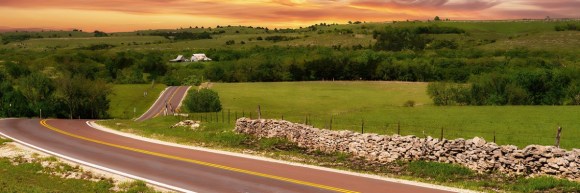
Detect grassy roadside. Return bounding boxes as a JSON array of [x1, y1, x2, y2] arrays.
[[97, 117, 580, 193], [0, 137, 160, 193], [108, 84, 167, 119]]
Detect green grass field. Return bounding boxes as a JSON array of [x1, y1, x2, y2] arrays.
[[208, 81, 580, 149], [3, 21, 578, 51], [108, 84, 167, 119]]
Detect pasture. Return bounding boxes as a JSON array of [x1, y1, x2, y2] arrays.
[[2, 20, 578, 51], [210, 81, 580, 149]]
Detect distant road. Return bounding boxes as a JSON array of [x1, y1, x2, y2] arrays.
[[0, 85, 459, 193], [136, 86, 190, 121]]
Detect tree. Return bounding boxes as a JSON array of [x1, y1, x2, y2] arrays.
[[184, 89, 222, 112], [374, 27, 432, 51], [434, 16, 441, 21]]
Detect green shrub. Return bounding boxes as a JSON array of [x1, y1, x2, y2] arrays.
[[407, 161, 475, 182], [403, 100, 415, 107], [184, 88, 222, 112]]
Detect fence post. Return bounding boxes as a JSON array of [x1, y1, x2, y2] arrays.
[[329, 115, 333, 130], [281, 115, 284, 120], [555, 126, 562, 148], [361, 119, 365, 134], [397, 121, 400, 135], [440, 127, 444, 141], [257, 105, 261, 119], [493, 130, 496, 143], [242, 110, 245, 118]]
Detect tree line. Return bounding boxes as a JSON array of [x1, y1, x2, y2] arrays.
[[428, 68, 580, 106]]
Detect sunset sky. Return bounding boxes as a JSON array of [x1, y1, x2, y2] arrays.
[[1, 0, 579, 32]]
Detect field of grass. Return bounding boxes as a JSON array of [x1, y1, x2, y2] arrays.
[[107, 84, 167, 119], [2, 21, 578, 51], [209, 81, 580, 149]]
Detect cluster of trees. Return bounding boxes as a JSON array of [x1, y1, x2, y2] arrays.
[[372, 25, 465, 51], [428, 69, 580, 106], [150, 31, 212, 41], [0, 61, 111, 118], [555, 23, 579, 31], [200, 46, 572, 83], [264, 35, 300, 42], [1, 34, 37, 44]]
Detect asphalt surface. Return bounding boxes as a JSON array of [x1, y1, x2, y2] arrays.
[[136, 86, 190, 121], [0, 85, 458, 193]]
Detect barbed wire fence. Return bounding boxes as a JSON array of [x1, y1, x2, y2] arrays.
[[182, 107, 576, 149]]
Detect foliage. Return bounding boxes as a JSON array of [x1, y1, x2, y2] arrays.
[[427, 82, 470, 106], [264, 35, 299, 42], [510, 176, 580, 193], [184, 89, 222, 112], [403, 100, 415, 107], [407, 161, 475, 182], [555, 23, 579, 31], [373, 27, 432, 51], [0, 158, 114, 192], [429, 69, 577, 106], [1, 34, 36, 44], [79, 43, 116, 50], [94, 30, 108, 37], [151, 31, 212, 40], [414, 25, 465, 34]]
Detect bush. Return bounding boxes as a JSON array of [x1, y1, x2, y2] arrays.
[[184, 89, 222, 112], [403, 100, 415, 107]]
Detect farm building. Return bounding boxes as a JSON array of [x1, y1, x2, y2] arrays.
[[169, 55, 185, 62], [191, 53, 212, 62]]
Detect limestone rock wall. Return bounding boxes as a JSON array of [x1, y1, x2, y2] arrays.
[[235, 118, 580, 180]]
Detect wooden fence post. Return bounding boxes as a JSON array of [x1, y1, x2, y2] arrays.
[[493, 130, 496, 143], [555, 126, 562, 148], [440, 127, 444, 141], [329, 115, 333, 130], [257, 105, 261, 119], [361, 119, 365, 134], [397, 121, 400, 135]]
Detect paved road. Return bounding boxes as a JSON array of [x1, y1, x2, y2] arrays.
[[0, 119, 455, 193], [136, 86, 191, 121], [0, 85, 459, 193]]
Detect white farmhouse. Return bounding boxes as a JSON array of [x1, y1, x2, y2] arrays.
[[191, 53, 212, 62]]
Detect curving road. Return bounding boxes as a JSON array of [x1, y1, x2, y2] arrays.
[[0, 86, 459, 193], [136, 86, 191, 121]]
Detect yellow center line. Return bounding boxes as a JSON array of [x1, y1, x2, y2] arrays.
[[39, 120, 358, 193], [154, 87, 181, 118]]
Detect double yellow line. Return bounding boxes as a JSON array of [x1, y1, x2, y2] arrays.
[[39, 120, 358, 193]]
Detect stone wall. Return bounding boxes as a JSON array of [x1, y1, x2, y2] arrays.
[[234, 118, 580, 181]]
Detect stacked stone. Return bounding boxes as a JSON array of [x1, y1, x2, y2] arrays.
[[235, 118, 580, 181]]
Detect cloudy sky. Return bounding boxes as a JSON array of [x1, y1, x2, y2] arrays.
[[0, 0, 578, 32]]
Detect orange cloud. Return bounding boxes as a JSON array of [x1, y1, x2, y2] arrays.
[[0, 0, 578, 32]]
